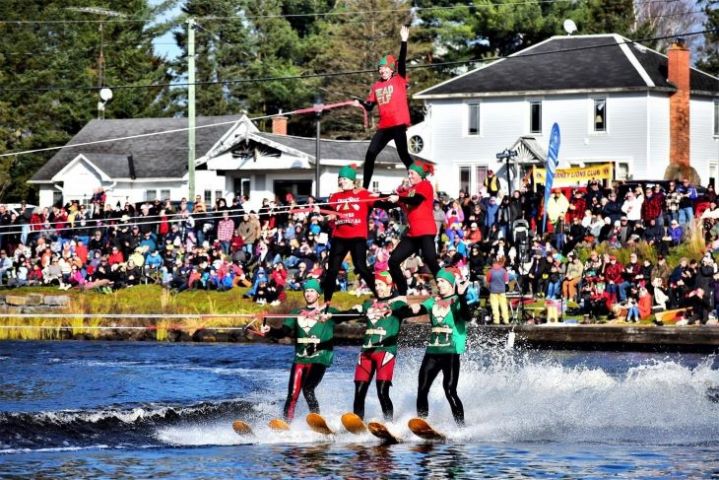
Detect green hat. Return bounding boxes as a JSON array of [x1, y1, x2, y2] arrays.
[[338, 165, 357, 181], [303, 278, 323, 294], [436, 268, 456, 286], [375, 271, 393, 285], [409, 162, 429, 179], [377, 54, 397, 70]]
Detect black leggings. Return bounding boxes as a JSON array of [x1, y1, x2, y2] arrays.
[[323, 237, 375, 302], [283, 363, 326, 421], [389, 235, 440, 295], [363, 125, 413, 189], [417, 353, 464, 426], [354, 380, 393, 421]]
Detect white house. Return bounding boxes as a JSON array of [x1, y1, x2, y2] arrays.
[[29, 115, 422, 211], [411, 34, 719, 195]]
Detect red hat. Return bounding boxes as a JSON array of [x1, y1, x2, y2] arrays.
[[375, 271, 393, 285], [377, 54, 397, 70]]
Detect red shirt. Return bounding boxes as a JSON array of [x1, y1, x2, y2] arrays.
[[400, 180, 436, 237], [604, 262, 625, 284], [328, 189, 376, 239], [367, 74, 410, 129]]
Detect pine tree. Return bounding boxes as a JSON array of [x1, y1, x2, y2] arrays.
[[697, 0, 719, 76], [0, 0, 174, 202]]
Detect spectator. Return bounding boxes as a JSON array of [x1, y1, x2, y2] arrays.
[[486, 257, 510, 324]]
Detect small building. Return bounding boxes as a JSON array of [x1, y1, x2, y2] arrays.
[[29, 115, 419, 210], [412, 34, 719, 195]]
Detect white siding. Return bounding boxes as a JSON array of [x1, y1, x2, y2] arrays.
[[647, 93, 670, 178], [691, 97, 719, 184], [59, 158, 106, 203], [427, 93, 655, 194]]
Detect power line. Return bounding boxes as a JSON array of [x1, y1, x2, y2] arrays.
[[0, 0, 691, 26], [0, 28, 713, 95], [0, 28, 713, 161]]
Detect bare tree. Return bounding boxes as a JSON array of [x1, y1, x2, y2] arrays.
[[634, 0, 705, 52]]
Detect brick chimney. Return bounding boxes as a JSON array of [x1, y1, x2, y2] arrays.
[[272, 115, 288, 135], [667, 39, 690, 168]]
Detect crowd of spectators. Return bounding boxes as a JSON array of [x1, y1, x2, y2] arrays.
[[0, 174, 718, 324]]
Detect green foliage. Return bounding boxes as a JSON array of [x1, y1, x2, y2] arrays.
[[0, 285, 371, 340], [0, 0, 175, 202], [697, 0, 719, 76]]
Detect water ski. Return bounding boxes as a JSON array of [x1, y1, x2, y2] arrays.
[[368, 421, 400, 445], [341, 412, 367, 434], [232, 420, 254, 436], [408, 418, 446, 441], [268, 418, 290, 431], [306, 413, 334, 435]]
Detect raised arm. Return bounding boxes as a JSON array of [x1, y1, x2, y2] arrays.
[[398, 25, 408, 78]]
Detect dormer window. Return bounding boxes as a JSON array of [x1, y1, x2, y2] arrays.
[[467, 102, 480, 135], [530, 100, 542, 134], [594, 98, 607, 132]]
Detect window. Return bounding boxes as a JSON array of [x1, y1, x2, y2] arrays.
[[710, 162, 718, 187], [215, 190, 223, 204], [616, 162, 629, 180], [594, 98, 607, 132], [409, 135, 424, 153], [52, 191, 63, 206], [530, 100, 542, 134], [371, 180, 379, 192], [160, 189, 171, 200], [233, 178, 251, 198], [459, 166, 471, 194], [714, 99, 719, 136], [475, 166, 488, 195], [145, 190, 157, 201], [467, 102, 480, 135], [204, 190, 212, 205]]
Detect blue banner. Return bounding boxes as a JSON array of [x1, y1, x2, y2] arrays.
[[542, 123, 561, 232]]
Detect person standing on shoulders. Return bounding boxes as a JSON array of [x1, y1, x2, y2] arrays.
[[385, 162, 440, 296], [356, 26, 413, 189], [323, 165, 379, 305]]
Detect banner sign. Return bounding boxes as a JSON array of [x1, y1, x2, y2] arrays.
[[533, 163, 614, 188], [542, 123, 561, 231]]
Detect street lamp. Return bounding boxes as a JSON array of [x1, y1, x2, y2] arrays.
[[496, 148, 518, 193], [66, 7, 127, 119]]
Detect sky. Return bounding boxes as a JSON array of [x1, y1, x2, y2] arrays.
[[150, 0, 182, 60]]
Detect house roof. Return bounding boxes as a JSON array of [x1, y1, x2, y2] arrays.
[[30, 115, 243, 182], [416, 34, 719, 98], [32, 115, 430, 183]]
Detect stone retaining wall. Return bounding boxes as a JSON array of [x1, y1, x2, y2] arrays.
[[0, 294, 70, 314]]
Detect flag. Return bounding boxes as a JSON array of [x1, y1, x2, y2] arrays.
[[542, 123, 561, 232]]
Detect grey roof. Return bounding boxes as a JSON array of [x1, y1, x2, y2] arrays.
[[31, 115, 243, 182], [417, 35, 719, 98], [256, 132, 425, 164]]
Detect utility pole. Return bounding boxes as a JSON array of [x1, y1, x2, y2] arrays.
[[187, 18, 196, 200]]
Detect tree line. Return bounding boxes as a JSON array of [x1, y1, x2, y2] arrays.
[[0, 0, 716, 203]]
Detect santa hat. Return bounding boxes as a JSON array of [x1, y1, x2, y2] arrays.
[[375, 271, 393, 286], [377, 54, 397, 70]]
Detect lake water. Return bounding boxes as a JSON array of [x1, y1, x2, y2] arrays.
[[2, 337, 719, 479]]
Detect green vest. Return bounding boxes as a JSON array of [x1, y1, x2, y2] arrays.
[[359, 298, 407, 354], [283, 306, 339, 366], [422, 295, 467, 354]]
